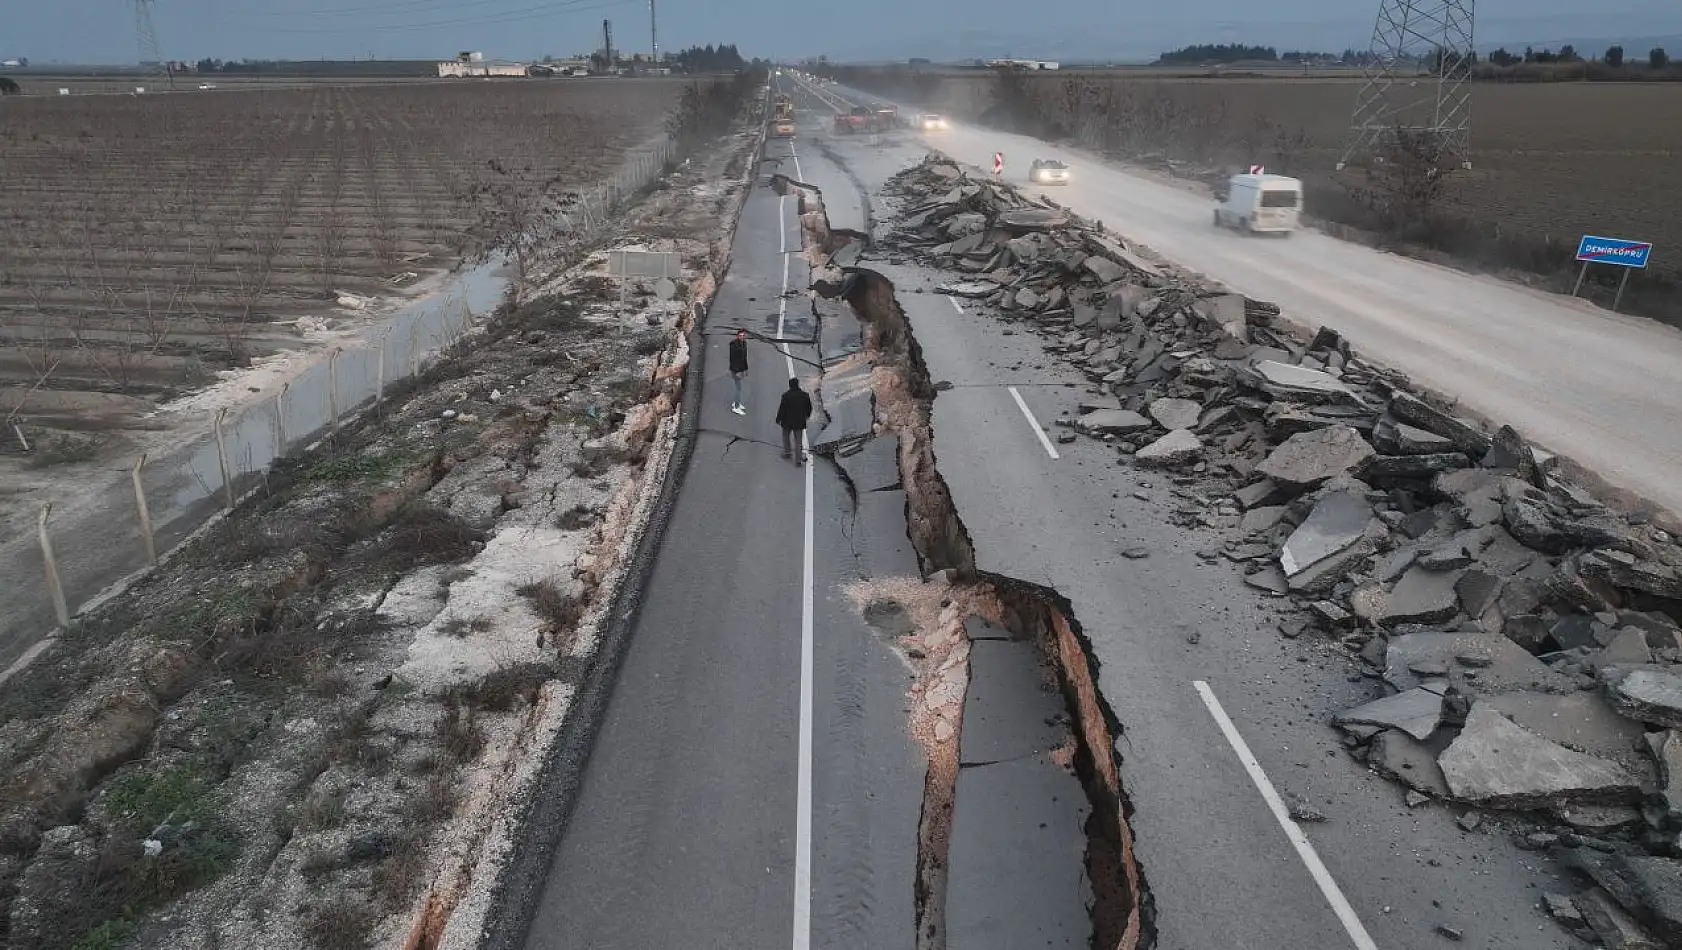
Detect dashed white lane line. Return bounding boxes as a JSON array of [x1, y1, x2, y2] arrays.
[[1192, 681, 1380, 950], [1007, 387, 1061, 460], [944, 295, 1059, 461]]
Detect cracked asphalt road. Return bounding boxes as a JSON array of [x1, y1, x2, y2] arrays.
[[518, 133, 923, 950], [783, 76, 1584, 950], [801, 78, 1682, 524]]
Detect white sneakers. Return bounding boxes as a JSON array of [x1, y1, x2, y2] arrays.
[[731, 404, 747, 415]]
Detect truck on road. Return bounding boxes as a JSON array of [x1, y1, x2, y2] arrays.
[[773, 93, 793, 121]]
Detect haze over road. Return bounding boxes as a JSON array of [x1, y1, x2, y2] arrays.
[[838, 88, 1682, 521]]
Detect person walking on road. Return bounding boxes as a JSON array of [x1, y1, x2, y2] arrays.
[[727, 329, 749, 415], [775, 377, 813, 466]]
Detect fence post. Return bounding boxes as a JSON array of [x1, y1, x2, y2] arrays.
[[374, 339, 386, 406], [132, 453, 157, 566], [37, 505, 70, 630], [327, 347, 342, 431], [275, 382, 290, 454], [408, 325, 420, 376], [214, 407, 234, 511]]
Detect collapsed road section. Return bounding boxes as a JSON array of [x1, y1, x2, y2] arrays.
[[780, 165, 1147, 950], [799, 127, 1682, 948]]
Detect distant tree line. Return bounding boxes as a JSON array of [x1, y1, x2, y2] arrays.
[[1156, 44, 1378, 66], [667, 44, 748, 73], [1477, 44, 1676, 81]]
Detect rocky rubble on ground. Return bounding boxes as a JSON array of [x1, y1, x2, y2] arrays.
[[877, 154, 1682, 948]]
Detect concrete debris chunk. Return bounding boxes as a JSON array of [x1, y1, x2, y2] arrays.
[[1610, 669, 1682, 729], [1483, 424, 1544, 486], [1378, 566, 1465, 626], [1647, 730, 1682, 821], [1147, 398, 1203, 431], [1256, 425, 1376, 492], [1279, 489, 1372, 577], [1234, 479, 1281, 510], [1242, 360, 1361, 406], [1373, 418, 1458, 456], [1240, 505, 1286, 537], [1368, 730, 1452, 797], [1389, 391, 1493, 457], [1081, 255, 1127, 284], [1335, 688, 1444, 740], [1075, 408, 1152, 435], [1077, 395, 1123, 413], [1433, 468, 1509, 527], [1384, 631, 1575, 693], [1567, 854, 1682, 946], [1194, 294, 1248, 340], [1437, 703, 1640, 808], [1484, 692, 1649, 770], [997, 208, 1069, 231], [1365, 453, 1471, 482], [937, 280, 999, 298], [1576, 887, 1669, 950], [1135, 429, 1204, 466], [1502, 481, 1574, 554]]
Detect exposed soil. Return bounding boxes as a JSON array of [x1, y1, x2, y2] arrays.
[[0, 110, 761, 950]]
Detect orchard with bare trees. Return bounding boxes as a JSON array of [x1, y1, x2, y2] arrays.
[[0, 79, 682, 443]]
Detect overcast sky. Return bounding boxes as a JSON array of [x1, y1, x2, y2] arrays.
[[4, 0, 1680, 64]]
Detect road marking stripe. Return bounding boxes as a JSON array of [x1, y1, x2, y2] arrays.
[[947, 296, 964, 313], [1192, 681, 1379, 950], [1007, 386, 1060, 460], [782, 136, 815, 950]]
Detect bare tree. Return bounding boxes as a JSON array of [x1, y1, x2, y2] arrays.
[[1351, 127, 1459, 231]]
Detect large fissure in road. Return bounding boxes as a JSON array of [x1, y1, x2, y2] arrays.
[[786, 175, 1151, 950]]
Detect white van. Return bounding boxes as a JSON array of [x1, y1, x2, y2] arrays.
[[1214, 173, 1303, 235]]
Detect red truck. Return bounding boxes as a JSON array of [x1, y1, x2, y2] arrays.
[[833, 106, 871, 134]]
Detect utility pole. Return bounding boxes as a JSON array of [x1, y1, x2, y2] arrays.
[[649, 0, 659, 66], [602, 18, 614, 71]]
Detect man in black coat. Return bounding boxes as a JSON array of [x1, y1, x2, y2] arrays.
[[727, 329, 749, 415], [775, 377, 813, 466]]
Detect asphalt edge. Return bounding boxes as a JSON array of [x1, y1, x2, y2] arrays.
[[473, 95, 773, 950]]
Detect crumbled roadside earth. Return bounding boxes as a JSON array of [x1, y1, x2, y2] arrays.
[[0, 122, 760, 950], [874, 154, 1682, 950]]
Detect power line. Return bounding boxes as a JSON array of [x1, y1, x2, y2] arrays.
[[259, 0, 636, 34]]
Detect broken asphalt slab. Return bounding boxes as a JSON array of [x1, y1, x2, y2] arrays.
[[1438, 703, 1640, 809]]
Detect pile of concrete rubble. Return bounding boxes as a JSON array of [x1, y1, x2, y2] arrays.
[[880, 155, 1682, 947]]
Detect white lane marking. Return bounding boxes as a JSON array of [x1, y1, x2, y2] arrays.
[[779, 194, 787, 254], [1007, 386, 1060, 460], [777, 169, 814, 950], [1193, 681, 1379, 950], [947, 296, 964, 313]]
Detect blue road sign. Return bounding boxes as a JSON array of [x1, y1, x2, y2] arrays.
[[1576, 235, 1653, 269]]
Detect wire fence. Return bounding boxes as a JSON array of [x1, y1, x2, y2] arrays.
[[7, 130, 687, 648]]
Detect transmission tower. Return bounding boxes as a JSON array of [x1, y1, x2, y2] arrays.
[[133, 0, 162, 67], [1338, 0, 1476, 169]]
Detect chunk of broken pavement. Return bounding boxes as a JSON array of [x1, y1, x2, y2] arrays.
[[1193, 294, 1248, 341], [1502, 481, 1575, 555], [997, 208, 1069, 231], [1368, 729, 1452, 797], [1279, 489, 1372, 577], [1373, 417, 1458, 456], [1566, 855, 1682, 948], [1437, 703, 1640, 808], [1384, 631, 1574, 693], [1147, 397, 1202, 431], [1335, 688, 1444, 740], [1388, 391, 1493, 457], [1433, 468, 1508, 527], [936, 279, 998, 298], [1647, 730, 1682, 821], [1483, 424, 1545, 487], [1081, 254, 1127, 284], [1610, 669, 1682, 729], [1076, 408, 1152, 435], [1242, 360, 1360, 406], [1255, 425, 1376, 492], [1576, 889, 1666, 950], [1378, 565, 1465, 626], [1135, 429, 1203, 466]]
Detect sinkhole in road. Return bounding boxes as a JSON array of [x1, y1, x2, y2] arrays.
[[786, 172, 1151, 950]]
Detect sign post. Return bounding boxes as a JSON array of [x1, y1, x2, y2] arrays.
[[1574, 235, 1653, 313]]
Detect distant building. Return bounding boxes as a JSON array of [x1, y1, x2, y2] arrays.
[[437, 59, 529, 78], [985, 58, 1060, 70]]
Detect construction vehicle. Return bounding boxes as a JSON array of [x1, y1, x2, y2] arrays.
[[773, 118, 795, 137], [870, 104, 899, 131], [773, 93, 794, 121], [833, 105, 871, 134]]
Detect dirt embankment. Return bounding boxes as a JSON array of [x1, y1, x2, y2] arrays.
[[0, 105, 765, 950]]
